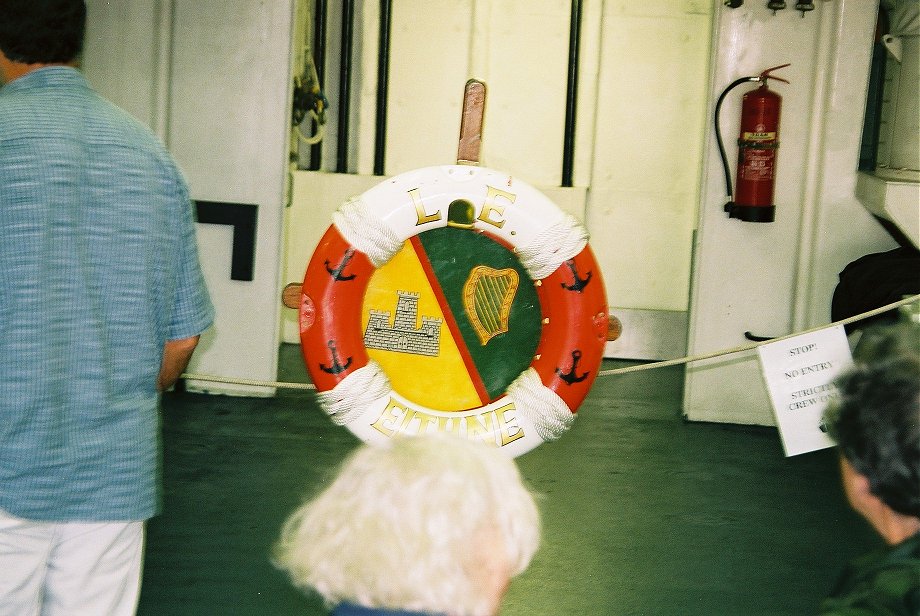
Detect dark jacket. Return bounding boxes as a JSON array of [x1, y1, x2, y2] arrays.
[[820, 532, 920, 615], [332, 603, 445, 616]]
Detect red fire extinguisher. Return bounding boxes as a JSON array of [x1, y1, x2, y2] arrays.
[[715, 64, 790, 222]]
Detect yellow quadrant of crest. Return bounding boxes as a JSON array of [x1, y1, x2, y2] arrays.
[[361, 242, 482, 411]]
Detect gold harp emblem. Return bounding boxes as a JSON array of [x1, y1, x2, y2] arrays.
[[463, 266, 519, 346]]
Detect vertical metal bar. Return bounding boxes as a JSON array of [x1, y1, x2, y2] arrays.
[[373, 0, 392, 176], [859, 37, 887, 172], [561, 0, 582, 187], [336, 0, 355, 173], [308, 0, 327, 170]]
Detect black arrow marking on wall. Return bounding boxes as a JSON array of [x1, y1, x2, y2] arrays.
[[195, 201, 258, 281]]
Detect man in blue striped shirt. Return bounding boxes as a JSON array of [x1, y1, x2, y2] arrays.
[[0, 1, 214, 614]]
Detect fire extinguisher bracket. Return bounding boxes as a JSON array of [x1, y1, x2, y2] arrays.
[[725, 202, 777, 222], [738, 140, 779, 149]]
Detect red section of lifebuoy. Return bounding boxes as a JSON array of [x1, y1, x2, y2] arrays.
[[299, 226, 374, 392], [531, 245, 608, 410]]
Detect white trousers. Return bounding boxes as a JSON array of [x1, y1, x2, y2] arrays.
[[0, 509, 144, 616]]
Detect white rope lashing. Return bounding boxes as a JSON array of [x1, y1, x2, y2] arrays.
[[515, 213, 589, 281], [505, 368, 575, 441], [294, 109, 325, 145], [331, 197, 404, 268], [314, 361, 392, 426]]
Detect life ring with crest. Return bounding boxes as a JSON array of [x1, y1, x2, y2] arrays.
[[299, 164, 608, 457]]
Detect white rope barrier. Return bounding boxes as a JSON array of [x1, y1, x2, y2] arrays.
[[597, 293, 920, 377], [180, 373, 317, 390], [181, 294, 920, 390]]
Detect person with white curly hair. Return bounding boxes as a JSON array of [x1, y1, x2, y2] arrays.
[[274, 435, 541, 616]]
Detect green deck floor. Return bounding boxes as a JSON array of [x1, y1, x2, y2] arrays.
[[137, 344, 878, 615]]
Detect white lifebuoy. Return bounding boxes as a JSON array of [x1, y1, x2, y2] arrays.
[[299, 165, 608, 457]]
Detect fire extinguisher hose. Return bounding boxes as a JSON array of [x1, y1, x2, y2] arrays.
[[715, 75, 761, 202]]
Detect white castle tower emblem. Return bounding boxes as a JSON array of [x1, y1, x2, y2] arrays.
[[363, 291, 442, 356]]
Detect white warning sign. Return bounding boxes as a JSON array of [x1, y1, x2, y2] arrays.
[[757, 325, 853, 457]]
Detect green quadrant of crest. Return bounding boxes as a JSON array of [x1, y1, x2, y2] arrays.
[[416, 226, 540, 400]]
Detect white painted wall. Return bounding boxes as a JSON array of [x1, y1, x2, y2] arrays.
[[83, 0, 297, 396], [284, 1, 714, 358], [586, 1, 713, 313], [82, 3, 164, 130], [81, 0, 892, 406], [683, 0, 897, 425], [79, 1, 894, 405]]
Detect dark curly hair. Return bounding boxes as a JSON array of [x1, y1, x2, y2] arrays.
[[0, 0, 86, 64], [824, 323, 920, 517]]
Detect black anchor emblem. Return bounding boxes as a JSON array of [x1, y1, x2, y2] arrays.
[[555, 350, 588, 385], [319, 340, 353, 374], [560, 259, 591, 292], [325, 248, 356, 281]]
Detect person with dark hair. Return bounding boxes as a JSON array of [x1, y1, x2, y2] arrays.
[[820, 322, 920, 615], [0, 1, 213, 614]]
